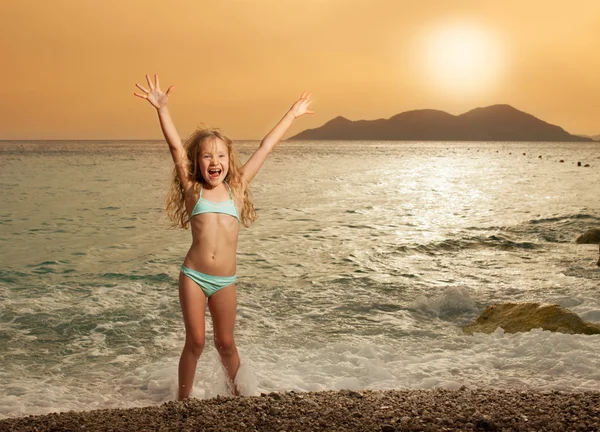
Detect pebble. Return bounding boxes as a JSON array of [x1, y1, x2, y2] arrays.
[[2, 389, 599, 432]]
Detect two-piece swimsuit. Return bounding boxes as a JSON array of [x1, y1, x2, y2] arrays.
[[180, 181, 240, 297]]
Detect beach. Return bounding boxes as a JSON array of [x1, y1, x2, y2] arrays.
[[3, 0, 600, 427], [1, 141, 599, 419], [1, 388, 599, 431]]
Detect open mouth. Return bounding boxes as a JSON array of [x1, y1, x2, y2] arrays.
[[208, 167, 222, 179]]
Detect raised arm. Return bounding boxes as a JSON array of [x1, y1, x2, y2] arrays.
[[240, 91, 314, 184], [134, 74, 191, 192]]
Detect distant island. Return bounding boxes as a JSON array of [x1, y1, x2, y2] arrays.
[[289, 104, 593, 142], [577, 134, 600, 141]]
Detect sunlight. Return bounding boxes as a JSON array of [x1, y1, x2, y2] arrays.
[[418, 20, 506, 97]]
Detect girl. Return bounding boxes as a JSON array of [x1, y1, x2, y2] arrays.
[[134, 74, 313, 400]]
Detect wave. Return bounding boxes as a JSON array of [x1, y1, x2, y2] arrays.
[[0, 270, 29, 284], [0, 268, 175, 288], [528, 213, 600, 225], [99, 272, 173, 284], [409, 287, 477, 318], [419, 212, 600, 254], [375, 212, 599, 258], [523, 213, 600, 244], [391, 234, 539, 256]]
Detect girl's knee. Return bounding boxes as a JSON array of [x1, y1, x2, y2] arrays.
[[214, 335, 236, 355], [185, 334, 205, 358]]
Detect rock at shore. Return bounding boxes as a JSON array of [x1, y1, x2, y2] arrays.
[[463, 302, 600, 335]]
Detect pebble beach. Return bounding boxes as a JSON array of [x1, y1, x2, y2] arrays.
[[1, 388, 599, 432]]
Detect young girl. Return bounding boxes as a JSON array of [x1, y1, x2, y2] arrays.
[[134, 74, 313, 400]]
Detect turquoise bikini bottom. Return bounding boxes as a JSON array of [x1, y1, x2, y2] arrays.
[[180, 265, 236, 297]]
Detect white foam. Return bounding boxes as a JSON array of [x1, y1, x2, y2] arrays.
[[234, 361, 259, 396], [410, 286, 477, 316], [577, 308, 600, 323], [15, 289, 600, 405]]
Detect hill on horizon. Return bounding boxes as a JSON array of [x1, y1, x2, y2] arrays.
[[289, 104, 592, 142]]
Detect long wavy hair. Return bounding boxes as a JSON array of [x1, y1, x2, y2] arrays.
[[166, 128, 257, 229]]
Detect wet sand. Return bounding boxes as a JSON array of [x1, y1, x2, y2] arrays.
[[1, 388, 599, 431]]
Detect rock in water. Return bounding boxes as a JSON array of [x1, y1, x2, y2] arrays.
[[576, 228, 600, 266], [576, 228, 600, 245], [463, 303, 600, 335]]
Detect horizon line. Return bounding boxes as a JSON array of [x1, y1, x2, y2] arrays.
[[1, 138, 599, 143]]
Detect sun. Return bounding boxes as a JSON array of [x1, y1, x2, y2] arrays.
[[418, 21, 505, 96]]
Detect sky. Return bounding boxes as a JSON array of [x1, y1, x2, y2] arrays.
[[1, 0, 598, 140]]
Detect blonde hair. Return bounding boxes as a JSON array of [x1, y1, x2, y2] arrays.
[[166, 128, 257, 229]]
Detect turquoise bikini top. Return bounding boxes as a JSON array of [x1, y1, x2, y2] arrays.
[[191, 182, 240, 221]]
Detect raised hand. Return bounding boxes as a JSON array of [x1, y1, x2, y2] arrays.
[[289, 91, 314, 118], [134, 74, 174, 110]]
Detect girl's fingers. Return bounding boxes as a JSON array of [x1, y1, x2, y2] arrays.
[[145, 74, 154, 91], [305, 110, 315, 115], [300, 90, 307, 99], [133, 92, 147, 99], [135, 83, 149, 93], [166, 85, 175, 95], [155, 74, 160, 90]]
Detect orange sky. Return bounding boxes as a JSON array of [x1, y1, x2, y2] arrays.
[[1, 0, 598, 140]]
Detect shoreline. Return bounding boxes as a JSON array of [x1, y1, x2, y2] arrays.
[[1, 388, 599, 431]]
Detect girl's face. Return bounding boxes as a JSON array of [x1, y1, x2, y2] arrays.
[[199, 138, 229, 187]]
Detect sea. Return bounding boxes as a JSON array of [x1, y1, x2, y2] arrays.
[[1, 140, 599, 419]]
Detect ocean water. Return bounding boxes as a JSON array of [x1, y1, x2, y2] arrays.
[[1, 140, 599, 418]]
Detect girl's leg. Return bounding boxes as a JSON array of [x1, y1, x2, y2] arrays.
[[208, 283, 240, 394], [178, 272, 207, 400]]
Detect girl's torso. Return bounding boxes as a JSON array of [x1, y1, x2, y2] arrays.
[[183, 182, 241, 277]]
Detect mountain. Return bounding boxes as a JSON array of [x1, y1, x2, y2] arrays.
[[592, 135, 600, 141], [289, 104, 592, 142]]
